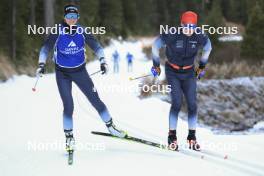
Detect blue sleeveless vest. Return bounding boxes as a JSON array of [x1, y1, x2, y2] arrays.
[[54, 30, 86, 68]]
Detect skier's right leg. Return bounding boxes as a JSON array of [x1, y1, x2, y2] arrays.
[[56, 70, 75, 151], [167, 79, 182, 150], [116, 63, 119, 73], [56, 70, 74, 131], [165, 66, 183, 150], [166, 72, 182, 131], [114, 63, 117, 73]]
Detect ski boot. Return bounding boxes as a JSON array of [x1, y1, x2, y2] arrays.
[[187, 130, 201, 151], [65, 130, 75, 165], [168, 130, 178, 151], [65, 130, 75, 153], [106, 119, 127, 138]]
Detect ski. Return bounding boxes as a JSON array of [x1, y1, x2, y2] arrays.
[[92, 131, 222, 161], [91, 130, 264, 176], [91, 131, 168, 149], [91, 131, 206, 157], [91, 131, 238, 161], [91, 130, 251, 166]]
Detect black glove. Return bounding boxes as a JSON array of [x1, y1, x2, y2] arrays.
[[100, 63, 108, 75], [36, 63, 45, 76], [195, 65, 206, 79]]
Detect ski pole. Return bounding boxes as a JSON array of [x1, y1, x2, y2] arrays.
[[129, 74, 152, 81], [90, 70, 101, 76], [32, 75, 41, 92]]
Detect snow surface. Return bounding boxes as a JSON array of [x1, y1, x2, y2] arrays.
[[0, 39, 264, 176]]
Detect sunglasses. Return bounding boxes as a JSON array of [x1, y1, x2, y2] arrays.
[[65, 13, 79, 20], [183, 24, 197, 29]]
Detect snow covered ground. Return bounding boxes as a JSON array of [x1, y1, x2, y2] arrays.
[[1, 40, 264, 176]]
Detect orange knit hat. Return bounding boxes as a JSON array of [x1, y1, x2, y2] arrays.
[[181, 11, 198, 25]]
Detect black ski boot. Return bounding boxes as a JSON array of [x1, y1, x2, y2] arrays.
[[187, 130, 200, 151], [168, 130, 178, 151], [65, 130, 75, 153]]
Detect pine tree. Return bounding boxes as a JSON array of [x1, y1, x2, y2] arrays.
[[205, 0, 224, 46], [241, 2, 264, 60], [166, 0, 185, 26], [133, 0, 157, 35], [0, 0, 11, 55], [221, 0, 248, 25], [98, 0, 123, 36], [121, 0, 137, 37], [155, 0, 170, 26], [16, 0, 38, 64], [79, 0, 100, 26]]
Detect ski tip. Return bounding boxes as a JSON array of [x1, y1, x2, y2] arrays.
[[91, 131, 112, 136], [91, 131, 104, 134], [32, 88, 36, 92], [224, 155, 228, 160], [91, 131, 99, 134], [129, 77, 133, 81]]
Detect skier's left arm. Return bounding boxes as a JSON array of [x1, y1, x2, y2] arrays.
[[196, 35, 212, 79], [152, 36, 166, 67], [151, 36, 166, 76], [83, 32, 108, 74], [83, 33, 106, 63], [199, 36, 212, 68]]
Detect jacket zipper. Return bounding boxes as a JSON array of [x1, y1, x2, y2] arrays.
[[183, 36, 188, 65]]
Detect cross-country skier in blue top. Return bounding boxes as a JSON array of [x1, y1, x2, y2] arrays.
[[126, 52, 134, 72], [112, 50, 120, 73], [151, 11, 212, 151], [36, 4, 126, 153]]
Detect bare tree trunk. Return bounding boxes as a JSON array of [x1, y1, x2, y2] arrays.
[[202, 0, 205, 11], [44, 0, 55, 27], [11, 0, 16, 60], [30, 0, 36, 25]]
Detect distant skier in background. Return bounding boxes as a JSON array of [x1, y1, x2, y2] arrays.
[[36, 4, 126, 154], [151, 11, 212, 151], [126, 52, 134, 72], [112, 50, 120, 73]]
